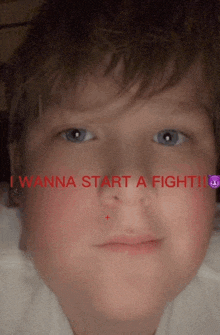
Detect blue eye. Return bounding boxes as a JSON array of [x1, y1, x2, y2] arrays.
[[61, 128, 95, 143], [153, 129, 188, 146], [61, 128, 188, 146]]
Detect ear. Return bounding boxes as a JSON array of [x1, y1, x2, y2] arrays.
[[8, 142, 25, 208], [8, 142, 22, 176]]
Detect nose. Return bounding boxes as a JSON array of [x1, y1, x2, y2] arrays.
[[99, 173, 150, 208], [98, 171, 157, 232], [98, 142, 156, 209], [97, 130, 156, 210]]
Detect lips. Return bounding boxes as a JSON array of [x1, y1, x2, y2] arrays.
[[96, 235, 162, 256], [99, 234, 159, 246]]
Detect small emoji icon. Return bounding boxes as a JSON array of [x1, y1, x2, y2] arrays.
[[208, 175, 220, 189]]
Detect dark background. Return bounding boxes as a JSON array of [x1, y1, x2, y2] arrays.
[[0, 113, 9, 183], [0, 0, 43, 187]]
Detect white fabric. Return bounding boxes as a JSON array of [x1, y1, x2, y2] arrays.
[[1, 190, 220, 334]]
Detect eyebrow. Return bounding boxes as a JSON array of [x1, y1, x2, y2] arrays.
[[44, 88, 214, 130], [57, 98, 213, 125], [174, 100, 214, 120], [167, 100, 206, 113]]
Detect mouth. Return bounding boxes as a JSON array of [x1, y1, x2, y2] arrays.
[[96, 235, 163, 256], [100, 234, 159, 245]]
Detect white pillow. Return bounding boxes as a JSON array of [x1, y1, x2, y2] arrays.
[[0, 183, 21, 250]]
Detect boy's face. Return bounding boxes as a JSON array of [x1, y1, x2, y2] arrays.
[[17, 58, 217, 334]]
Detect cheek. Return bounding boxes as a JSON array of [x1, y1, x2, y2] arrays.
[[159, 163, 216, 232], [159, 186, 215, 266], [22, 175, 98, 255], [156, 161, 216, 266], [22, 181, 104, 289], [160, 188, 214, 231]]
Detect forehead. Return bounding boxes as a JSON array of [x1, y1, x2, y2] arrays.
[[47, 56, 212, 122]]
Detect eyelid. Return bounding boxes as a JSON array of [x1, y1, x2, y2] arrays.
[[156, 128, 191, 138], [56, 126, 191, 146]]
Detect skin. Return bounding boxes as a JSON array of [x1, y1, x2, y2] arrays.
[[10, 57, 217, 335]]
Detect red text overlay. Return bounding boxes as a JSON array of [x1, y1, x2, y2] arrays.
[[10, 175, 207, 188]]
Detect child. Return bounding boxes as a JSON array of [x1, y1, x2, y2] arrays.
[[1, 0, 220, 334]]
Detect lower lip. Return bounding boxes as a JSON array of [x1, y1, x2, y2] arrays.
[[97, 240, 162, 256]]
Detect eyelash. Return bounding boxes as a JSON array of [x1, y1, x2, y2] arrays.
[[60, 128, 189, 146]]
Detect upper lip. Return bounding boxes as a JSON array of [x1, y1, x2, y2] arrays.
[[98, 234, 159, 246]]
